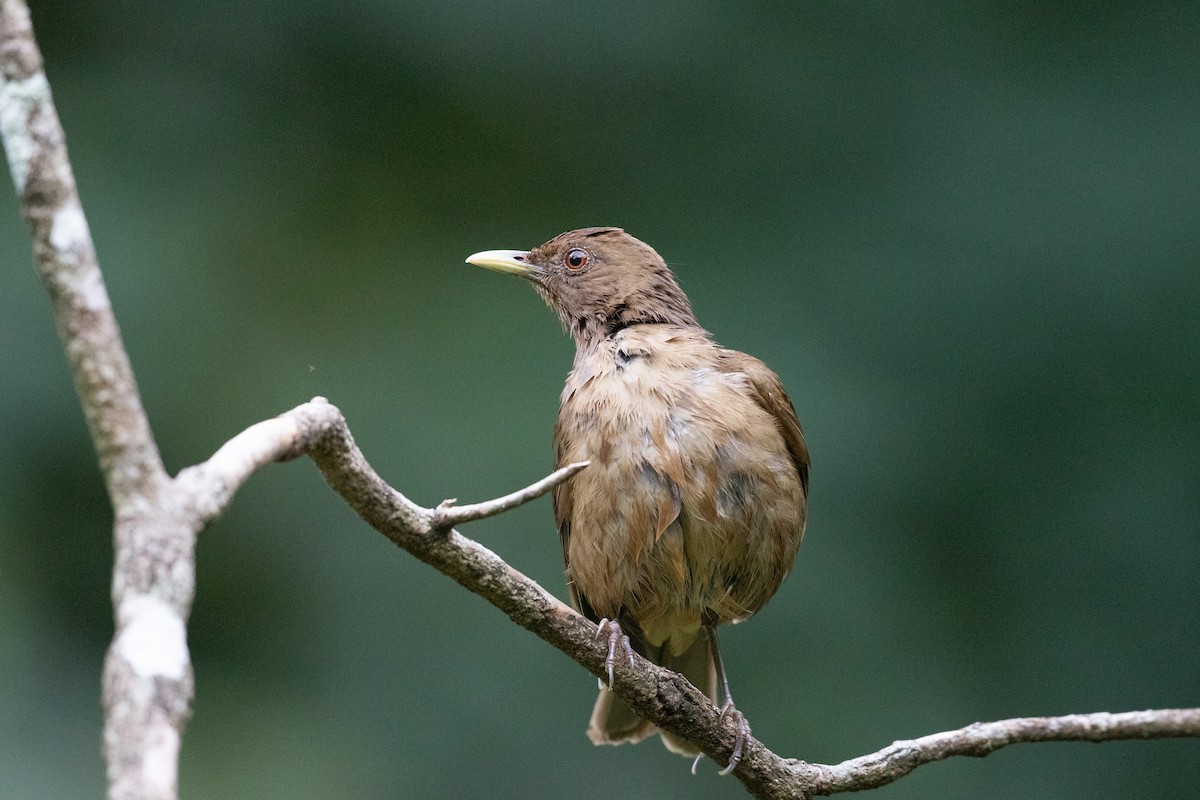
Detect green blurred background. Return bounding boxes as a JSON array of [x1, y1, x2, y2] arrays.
[[2, 1, 1198, 797]]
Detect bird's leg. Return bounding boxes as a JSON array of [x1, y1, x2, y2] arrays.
[[707, 624, 751, 775], [594, 618, 634, 688]]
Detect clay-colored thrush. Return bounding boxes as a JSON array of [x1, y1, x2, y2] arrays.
[[467, 228, 809, 771]]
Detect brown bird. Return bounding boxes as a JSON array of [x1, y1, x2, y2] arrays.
[[467, 228, 808, 772]]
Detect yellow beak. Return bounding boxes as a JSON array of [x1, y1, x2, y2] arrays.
[[465, 249, 534, 277]]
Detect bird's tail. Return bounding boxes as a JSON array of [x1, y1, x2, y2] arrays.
[[586, 631, 717, 756]]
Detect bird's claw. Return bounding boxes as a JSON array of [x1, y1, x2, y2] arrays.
[[716, 700, 751, 776], [595, 618, 634, 688], [686, 701, 751, 776]]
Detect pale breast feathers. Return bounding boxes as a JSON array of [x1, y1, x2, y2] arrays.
[[552, 326, 807, 626]]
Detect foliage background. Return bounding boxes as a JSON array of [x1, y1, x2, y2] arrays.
[[1, 2, 1197, 798]]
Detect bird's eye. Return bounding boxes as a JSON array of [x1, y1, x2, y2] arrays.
[[565, 248, 589, 270]]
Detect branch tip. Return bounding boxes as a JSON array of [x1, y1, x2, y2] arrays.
[[429, 460, 590, 529]]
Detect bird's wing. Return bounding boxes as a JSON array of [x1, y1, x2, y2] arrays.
[[552, 419, 595, 620], [717, 349, 810, 496]]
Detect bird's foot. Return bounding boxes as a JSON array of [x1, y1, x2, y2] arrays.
[[594, 618, 634, 688], [716, 700, 751, 776]]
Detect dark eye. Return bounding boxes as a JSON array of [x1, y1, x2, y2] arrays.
[[565, 248, 589, 270]]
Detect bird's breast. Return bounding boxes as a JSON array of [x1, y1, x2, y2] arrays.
[[556, 328, 805, 640]]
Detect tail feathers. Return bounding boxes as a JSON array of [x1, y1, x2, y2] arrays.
[[586, 632, 716, 757], [587, 688, 657, 746]]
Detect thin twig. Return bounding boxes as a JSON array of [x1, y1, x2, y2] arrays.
[[807, 708, 1200, 795], [430, 460, 590, 529]]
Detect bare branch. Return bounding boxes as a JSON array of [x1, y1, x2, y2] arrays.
[[174, 403, 335, 525], [0, 0, 165, 507], [3, 3, 179, 799], [806, 708, 1200, 795], [197, 400, 1200, 799], [430, 460, 590, 528]]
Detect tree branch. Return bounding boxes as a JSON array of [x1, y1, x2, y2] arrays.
[[0, 0, 165, 507], [171, 400, 1200, 800], [3, 2, 1198, 799], [430, 460, 590, 529], [805, 708, 1200, 795], [3, 4, 180, 799]]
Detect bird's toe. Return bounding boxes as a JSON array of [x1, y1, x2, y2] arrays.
[[717, 701, 751, 776], [595, 618, 634, 688]]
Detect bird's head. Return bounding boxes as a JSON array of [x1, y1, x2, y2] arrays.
[[467, 227, 698, 343]]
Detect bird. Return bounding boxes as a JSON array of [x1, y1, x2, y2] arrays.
[[466, 227, 809, 773]]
